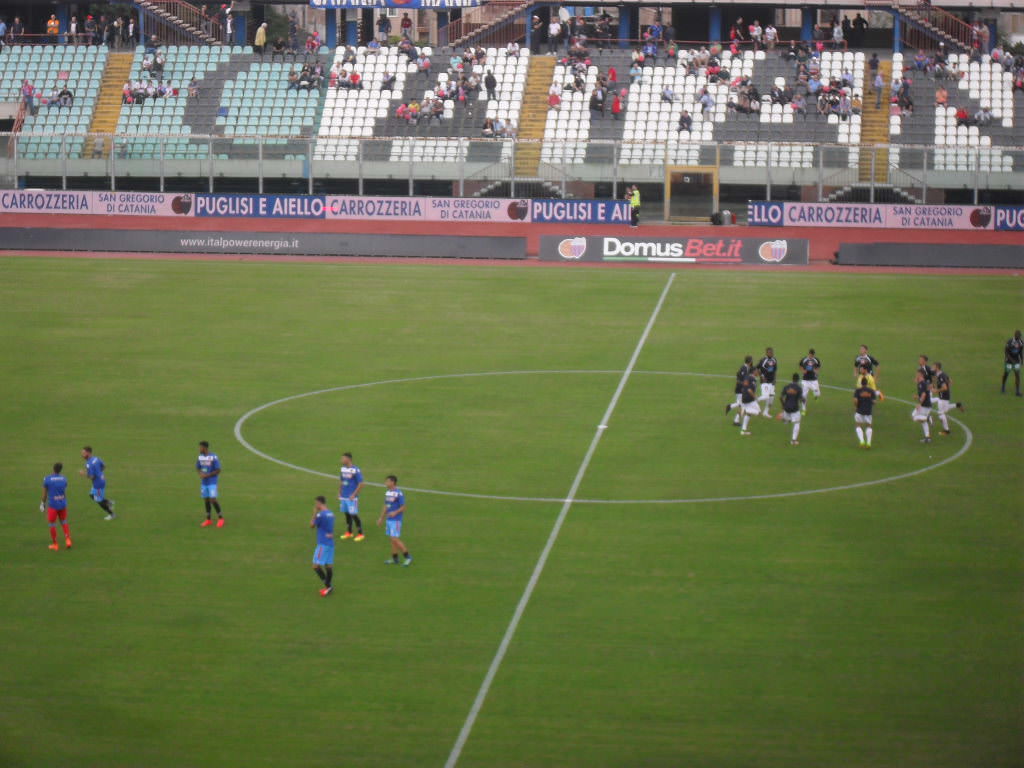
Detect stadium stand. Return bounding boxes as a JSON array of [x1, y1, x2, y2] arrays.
[[0, 45, 106, 159], [889, 51, 1018, 173]]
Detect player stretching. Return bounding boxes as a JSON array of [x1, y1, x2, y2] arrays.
[[912, 370, 933, 443], [725, 355, 754, 426], [339, 452, 365, 541], [311, 496, 335, 596], [932, 362, 965, 435], [777, 373, 806, 445], [42, 462, 72, 550], [1002, 330, 1023, 396], [853, 376, 878, 448], [756, 347, 778, 417], [80, 446, 115, 520], [378, 475, 411, 566], [854, 345, 880, 387], [798, 348, 821, 414], [196, 441, 224, 527]]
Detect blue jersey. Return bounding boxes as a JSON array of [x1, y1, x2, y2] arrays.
[[43, 474, 68, 510], [340, 464, 363, 499], [196, 453, 221, 486], [314, 509, 335, 545], [385, 488, 405, 522], [84, 456, 105, 488]]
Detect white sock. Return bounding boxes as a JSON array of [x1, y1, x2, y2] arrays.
[[741, 415, 750, 431], [792, 422, 800, 441], [939, 413, 949, 431], [866, 427, 872, 445], [856, 426, 864, 443], [922, 421, 930, 438], [767, 394, 775, 414]]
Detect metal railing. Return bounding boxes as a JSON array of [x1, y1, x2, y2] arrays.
[[145, 0, 223, 45], [895, 1, 975, 52], [1, 133, 1020, 204]]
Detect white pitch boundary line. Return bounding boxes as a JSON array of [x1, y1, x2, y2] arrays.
[[442, 273, 676, 768]]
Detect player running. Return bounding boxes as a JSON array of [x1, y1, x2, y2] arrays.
[[378, 475, 412, 566], [912, 369, 933, 443], [776, 373, 806, 445], [1002, 329, 1023, 396], [854, 345, 880, 387], [725, 355, 754, 426], [196, 441, 224, 527], [798, 348, 822, 414], [932, 361, 965, 435], [733, 367, 761, 436], [339, 452, 365, 541], [42, 462, 72, 550], [80, 446, 115, 520], [756, 347, 778, 417], [917, 355, 934, 387], [853, 376, 879, 448], [311, 496, 335, 597]]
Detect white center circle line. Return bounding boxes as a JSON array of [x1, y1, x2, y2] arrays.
[[233, 370, 973, 505]]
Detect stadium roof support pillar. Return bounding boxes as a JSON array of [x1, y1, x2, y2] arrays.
[[525, 4, 536, 51], [325, 8, 337, 50], [892, 10, 901, 53], [708, 7, 721, 45], [800, 8, 814, 43], [346, 11, 358, 47]]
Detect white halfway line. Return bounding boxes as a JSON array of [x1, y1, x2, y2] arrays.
[[443, 272, 676, 768]]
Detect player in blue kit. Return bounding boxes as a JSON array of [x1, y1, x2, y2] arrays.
[[311, 496, 335, 596], [80, 446, 115, 520], [378, 475, 411, 566], [42, 462, 72, 550], [196, 441, 224, 528], [339, 452, 365, 541]]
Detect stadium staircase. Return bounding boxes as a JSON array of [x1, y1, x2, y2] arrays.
[[89, 52, 134, 158], [858, 59, 891, 182], [513, 55, 554, 177], [134, 0, 222, 46], [892, 2, 973, 53], [446, 1, 529, 50]]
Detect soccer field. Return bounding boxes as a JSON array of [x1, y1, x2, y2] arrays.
[[1, 256, 1021, 768]]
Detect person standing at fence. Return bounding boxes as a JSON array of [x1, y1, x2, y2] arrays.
[[254, 22, 267, 55], [629, 185, 641, 228]]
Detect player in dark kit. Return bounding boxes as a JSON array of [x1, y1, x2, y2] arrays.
[[756, 347, 778, 417], [932, 361, 965, 435], [725, 355, 754, 426], [1003, 330, 1023, 396], [917, 355, 934, 385], [854, 345, 880, 386], [911, 369, 933, 443], [853, 376, 878, 448], [798, 348, 821, 414], [777, 373, 805, 445], [731, 369, 760, 435]]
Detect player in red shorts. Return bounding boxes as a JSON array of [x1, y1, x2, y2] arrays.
[[41, 462, 72, 550]]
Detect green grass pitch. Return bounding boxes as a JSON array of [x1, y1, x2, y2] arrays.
[[0, 256, 1021, 768]]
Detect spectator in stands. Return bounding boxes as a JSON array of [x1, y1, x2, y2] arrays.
[[142, 55, 153, 74], [254, 22, 268, 55], [366, 38, 381, 55], [415, 51, 431, 76], [428, 98, 444, 123], [493, 116, 506, 136], [837, 92, 851, 120], [807, 73, 821, 96], [660, 84, 674, 103], [642, 39, 658, 65], [841, 69, 854, 88], [608, 90, 621, 120], [934, 85, 948, 107], [506, 40, 520, 58], [547, 82, 561, 110], [297, 65, 313, 90], [122, 80, 132, 103], [399, 37, 417, 62], [188, 77, 199, 98], [153, 51, 166, 76], [146, 34, 159, 54], [831, 20, 844, 50], [730, 18, 745, 43], [0, 18, 6, 50], [547, 17, 562, 55], [852, 13, 868, 47], [12, 16, 25, 44], [46, 13, 59, 40], [287, 68, 300, 90], [1013, 67, 1024, 94], [589, 87, 605, 118], [376, 14, 391, 43], [400, 12, 413, 40], [791, 92, 807, 119], [749, 20, 762, 51], [974, 105, 992, 126], [481, 117, 495, 137], [677, 109, 692, 132], [851, 92, 862, 114], [954, 105, 971, 126], [379, 71, 395, 92], [484, 70, 497, 101], [271, 38, 286, 60], [349, 70, 362, 90], [873, 70, 884, 108], [764, 23, 778, 51], [912, 51, 927, 72], [698, 88, 715, 114]]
